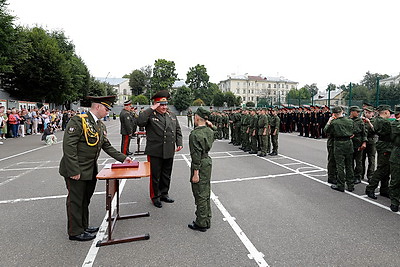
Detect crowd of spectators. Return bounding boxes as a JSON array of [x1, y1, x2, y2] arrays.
[[0, 106, 79, 145]]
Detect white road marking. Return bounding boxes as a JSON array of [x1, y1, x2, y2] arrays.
[[0, 191, 105, 204], [181, 154, 269, 267], [0, 161, 50, 187]]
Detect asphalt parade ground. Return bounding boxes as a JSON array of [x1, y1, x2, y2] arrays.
[[1, 116, 399, 267]]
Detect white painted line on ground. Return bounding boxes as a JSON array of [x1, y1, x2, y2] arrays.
[[0, 161, 50, 187], [0, 191, 105, 204], [181, 154, 269, 267], [0, 144, 59, 162], [82, 179, 128, 267], [212, 172, 298, 184], [282, 162, 303, 166]]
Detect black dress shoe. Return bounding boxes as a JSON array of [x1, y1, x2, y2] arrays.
[[354, 179, 361, 184], [331, 185, 344, 192], [69, 232, 96, 241], [366, 191, 377, 199], [85, 226, 99, 233], [160, 196, 175, 203], [390, 204, 399, 212], [327, 180, 337, 185], [248, 151, 257, 154], [153, 200, 162, 208], [347, 187, 354, 192], [126, 152, 133, 156], [380, 192, 390, 198], [268, 152, 277, 156], [188, 222, 207, 232]]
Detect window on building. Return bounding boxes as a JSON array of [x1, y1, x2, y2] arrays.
[[237, 82, 240, 86], [236, 89, 239, 93], [123, 89, 127, 95], [243, 97, 246, 101], [248, 90, 251, 94], [274, 84, 276, 88], [286, 85, 288, 89], [251, 90, 254, 94], [291, 85, 294, 89], [243, 89, 245, 94], [268, 84, 271, 88]]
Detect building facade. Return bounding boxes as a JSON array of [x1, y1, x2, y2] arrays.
[[380, 73, 400, 86], [96, 77, 131, 105], [218, 74, 298, 106]]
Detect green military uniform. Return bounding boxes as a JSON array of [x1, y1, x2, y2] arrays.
[[248, 111, 258, 153], [187, 109, 193, 127], [326, 133, 337, 184], [257, 110, 269, 156], [324, 110, 355, 191], [240, 111, 250, 151], [349, 106, 367, 184], [365, 106, 393, 198], [222, 113, 229, 139], [233, 110, 242, 146], [120, 101, 136, 155], [269, 109, 280, 155], [362, 112, 376, 182], [189, 107, 216, 230], [389, 107, 400, 212], [137, 90, 183, 205], [59, 104, 127, 237]]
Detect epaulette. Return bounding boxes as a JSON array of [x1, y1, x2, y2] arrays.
[[78, 114, 88, 118]]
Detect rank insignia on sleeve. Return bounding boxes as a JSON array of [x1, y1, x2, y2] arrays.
[[68, 127, 76, 134]]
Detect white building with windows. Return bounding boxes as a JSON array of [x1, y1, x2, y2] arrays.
[[218, 74, 298, 105], [380, 73, 400, 86], [96, 77, 131, 105]]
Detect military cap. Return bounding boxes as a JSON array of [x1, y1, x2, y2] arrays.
[[123, 100, 132, 106], [331, 106, 342, 113], [377, 104, 393, 113], [363, 102, 373, 107], [349, 106, 362, 112], [363, 106, 374, 112], [195, 107, 210, 120], [394, 105, 400, 115], [151, 90, 170, 104], [87, 95, 116, 110], [272, 107, 279, 111]]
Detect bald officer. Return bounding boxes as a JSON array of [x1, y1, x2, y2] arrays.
[[59, 96, 132, 241], [137, 90, 183, 208]]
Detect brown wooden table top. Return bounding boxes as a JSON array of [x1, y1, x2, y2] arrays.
[[96, 162, 150, 180]]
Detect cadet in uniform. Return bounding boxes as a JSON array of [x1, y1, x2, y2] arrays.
[[120, 100, 136, 155], [188, 107, 216, 232], [269, 107, 280, 156], [324, 106, 355, 192], [257, 108, 269, 157], [248, 108, 258, 154], [187, 108, 193, 127], [389, 106, 400, 212], [59, 96, 132, 241], [348, 106, 367, 184], [361, 105, 376, 182], [137, 90, 183, 208], [365, 105, 393, 199]]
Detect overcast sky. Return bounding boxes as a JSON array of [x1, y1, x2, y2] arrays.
[[7, 0, 400, 91]]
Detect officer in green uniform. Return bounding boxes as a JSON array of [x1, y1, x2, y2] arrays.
[[324, 106, 355, 192], [348, 106, 367, 184], [389, 106, 400, 212], [59, 96, 132, 241], [365, 105, 393, 199], [222, 112, 229, 139], [361, 105, 376, 182], [326, 125, 337, 184], [233, 109, 242, 146], [120, 100, 136, 155], [187, 108, 193, 127], [257, 108, 269, 157], [188, 107, 216, 232], [269, 107, 280, 156], [240, 109, 250, 152], [137, 90, 183, 208], [248, 109, 258, 154]]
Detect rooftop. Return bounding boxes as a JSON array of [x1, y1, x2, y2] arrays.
[[95, 77, 129, 86], [222, 74, 297, 83]]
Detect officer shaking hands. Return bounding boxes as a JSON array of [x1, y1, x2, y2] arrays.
[[59, 96, 133, 241]]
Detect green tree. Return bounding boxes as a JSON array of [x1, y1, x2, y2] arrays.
[[213, 90, 225, 107], [235, 96, 242, 106], [361, 71, 389, 90], [224, 91, 237, 107], [129, 69, 146, 95], [246, 101, 255, 107], [132, 94, 149, 105], [173, 86, 192, 111], [186, 64, 210, 99], [303, 83, 318, 96], [150, 59, 178, 93], [192, 98, 205, 106]]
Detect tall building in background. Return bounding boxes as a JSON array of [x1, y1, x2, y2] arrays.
[[96, 77, 131, 105], [219, 74, 298, 106]]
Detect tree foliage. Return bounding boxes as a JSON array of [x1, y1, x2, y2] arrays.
[[213, 90, 225, 107], [173, 86, 192, 111], [361, 71, 389, 90], [132, 94, 149, 105], [150, 59, 177, 93], [192, 98, 205, 106], [245, 101, 255, 107], [129, 69, 146, 96]]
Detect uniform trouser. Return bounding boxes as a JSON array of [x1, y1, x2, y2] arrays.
[[259, 134, 268, 154], [230, 125, 234, 142], [148, 156, 174, 201], [327, 146, 337, 183], [191, 160, 212, 228], [362, 143, 376, 181], [304, 124, 309, 137], [241, 128, 248, 148], [64, 177, 96, 236], [366, 152, 390, 194], [389, 161, 400, 206], [244, 132, 251, 149], [250, 132, 258, 152], [235, 125, 241, 145], [334, 152, 354, 190], [223, 127, 229, 139], [271, 133, 278, 153], [188, 117, 193, 127], [121, 134, 131, 155], [352, 148, 363, 181], [217, 127, 223, 139], [298, 123, 303, 136]]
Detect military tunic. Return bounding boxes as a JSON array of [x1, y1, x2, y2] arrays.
[[257, 113, 269, 155], [249, 114, 259, 153], [351, 116, 367, 183], [120, 108, 136, 155], [59, 112, 126, 236], [362, 117, 376, 181], [389, 119, 400, 207], [189, 125, 216, 228], [187, 109, 193, 127], [270, 114, 280, 154]]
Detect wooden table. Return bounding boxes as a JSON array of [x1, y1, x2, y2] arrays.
[[96, 162, 151, 247]]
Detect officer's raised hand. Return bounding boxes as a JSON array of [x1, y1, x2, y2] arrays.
[[151, 102, 160, 110]]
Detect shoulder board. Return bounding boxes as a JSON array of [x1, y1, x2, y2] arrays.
[[78, 114, 88, 118]]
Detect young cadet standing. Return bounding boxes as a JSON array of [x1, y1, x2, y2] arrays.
[[269, 107, 280, 156], [188, 107, 216, 232], [389, 106, 400, 212], [324, 106, 355, 192], [137, 90, 183, 208], [257, 108, 269, 157], [361, 105, 376, 182], [59, 96, 132, 241], [120, 100, 135, 155], [187, 108, 193, 127]]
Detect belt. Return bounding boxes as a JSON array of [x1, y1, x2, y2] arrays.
[[334, 137, 350, 141]]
